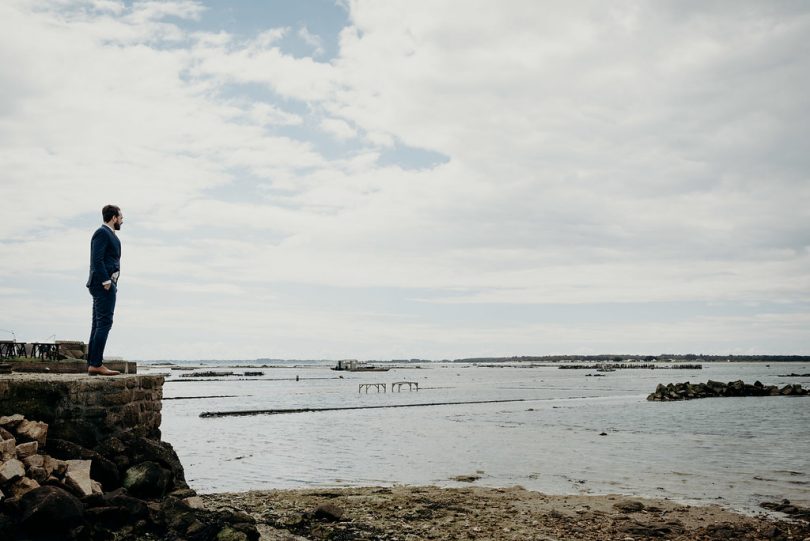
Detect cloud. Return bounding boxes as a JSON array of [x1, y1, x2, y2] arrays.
[[297, 26, 324, 56], [1, 0, 809, 358], [319, 117, 357, 140]]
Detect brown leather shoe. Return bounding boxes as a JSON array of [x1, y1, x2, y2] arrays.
[[88, 365, 120, 376]]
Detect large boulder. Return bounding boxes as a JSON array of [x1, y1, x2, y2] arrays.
[[125, 434, 189, 490], [47, 438, 120, 489], [123, 461, 171, 498], [17, 485, 84, 534]]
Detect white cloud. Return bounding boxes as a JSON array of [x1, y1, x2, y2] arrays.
[[297, 26, 324, 56], [319, 117, 357, 140], [246, 102, 303, 127], [1, 0, 809, 358]]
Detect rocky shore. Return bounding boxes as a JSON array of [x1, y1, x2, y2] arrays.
[[203, 485, 810, 541], [647, 380, 808, 401], [0, 413, 259, 540]]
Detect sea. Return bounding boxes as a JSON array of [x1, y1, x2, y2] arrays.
[[143, 360, 810, 514]]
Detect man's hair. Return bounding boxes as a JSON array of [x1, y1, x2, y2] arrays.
[[102, 205, 121, 223]]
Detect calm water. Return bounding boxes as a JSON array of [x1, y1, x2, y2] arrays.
[[150, 361, 810, 513]]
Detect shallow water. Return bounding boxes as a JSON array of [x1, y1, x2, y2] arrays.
[[151, 361, 810, 513]]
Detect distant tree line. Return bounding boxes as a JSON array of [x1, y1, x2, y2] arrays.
[[451, 354, 810, 363]]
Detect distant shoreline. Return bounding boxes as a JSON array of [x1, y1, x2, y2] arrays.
[[141, 355, 810, 366]]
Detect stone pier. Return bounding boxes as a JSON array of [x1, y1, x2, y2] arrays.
[[0, 373, 260, 540], [0, 374, 162, 448]]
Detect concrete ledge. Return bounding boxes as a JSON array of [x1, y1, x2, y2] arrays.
[[3, 359, 137, 374], [0, 373, 163, 447]]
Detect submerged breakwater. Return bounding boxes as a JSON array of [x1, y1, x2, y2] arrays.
[[199, 398, 533, 417], [647, 380, 809, 401]]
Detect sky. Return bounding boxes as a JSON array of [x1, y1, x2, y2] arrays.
[[1, 0, 809, 360]]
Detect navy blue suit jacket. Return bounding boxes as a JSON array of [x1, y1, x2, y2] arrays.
[[86, 225, 121, 288]]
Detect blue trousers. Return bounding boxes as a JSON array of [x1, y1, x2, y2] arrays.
[[88, 283, 116, 367]]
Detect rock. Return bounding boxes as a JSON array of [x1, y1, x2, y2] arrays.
[[28, 466, 49, 483], [84, 505, 128, 529], [0, 414, 25, 428], [217, 525, 250, 541], [15, 440, 38, 458], [313, 503, 344, 522], [614, 500, 645, 513], [18, 485, 84, 534], [161, 495, 198, 532], [182, 495, 206, 509], [219, 508, 256, 525], [91, 479, 103, 494], [46, 456, 69, 477], [23, 453, 44, 469], [15, 419, 48, 446], [46, 438, 120, 489], [0, 426, 13, 440], [451, 474, 481, 482], [124, 434, 189, 490], [123, 461, 171, 498], [104, 490, 150, 520], [186, 519, 216, 538], [170, 487, 197, 499], [0, 458, 26, 483], [9, 476, 40, 497], [648, 380, 807, 401], [64, 459, 93, 497], [0, 437, 15, 460]]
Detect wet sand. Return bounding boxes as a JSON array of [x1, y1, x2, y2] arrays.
[[202, 485, 810, 540]]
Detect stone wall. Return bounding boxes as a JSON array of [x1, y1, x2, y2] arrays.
[[0, 374, 163, 447]]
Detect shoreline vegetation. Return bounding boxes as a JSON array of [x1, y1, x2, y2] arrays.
[[202, 485, 810, 541]]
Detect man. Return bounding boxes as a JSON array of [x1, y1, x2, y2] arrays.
[[86, 205, 124, 376]]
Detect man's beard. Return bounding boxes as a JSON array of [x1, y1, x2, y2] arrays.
[[114, 222, 121, 231]]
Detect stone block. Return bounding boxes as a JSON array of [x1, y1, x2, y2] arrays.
[[103, 390, 134, 406], [1, 438, 16, 461], [0, 458, 26, 483], [65, 461, 93, 497], [66, 459, 91, 474], [16, 441, 38, 458], [23, 454, 44, 469], [15, 420, 48, 446], [91, 479, 102, 494]]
